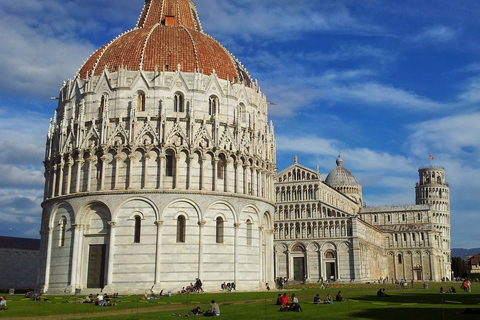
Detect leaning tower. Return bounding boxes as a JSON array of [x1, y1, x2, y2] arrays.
[[38, 0, 276, 293], [415, 166, 451, 279]]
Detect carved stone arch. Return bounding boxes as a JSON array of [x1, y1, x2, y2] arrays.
[[135, 122, 159, 146], [193, 124, 211, 149], [218, 126, 235, 151], [165, 122, 187, 147], [81, 126, 101, 150], [108, 124, 129, 148]]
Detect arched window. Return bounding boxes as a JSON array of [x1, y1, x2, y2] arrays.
[[326, 251, 335, 258], [387, 215, 391, 222], [174, 92, 184, 112], [177, 215, 186, 243], [137, 91, 146, 111], [59, 216, 67, 247], [402, 214, 406, 221], [246, 219, 253, 245], [134, 215, 141, 243], [239, 103, 246, 122], [165, 150, 174, 177], [397, 254, 402, 264], [209, 96, 218, 115], [216, 217, 224, 243], [100, 93, 108, 115]]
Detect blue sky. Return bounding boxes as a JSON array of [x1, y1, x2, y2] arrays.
[[1, 0, 479, 249]]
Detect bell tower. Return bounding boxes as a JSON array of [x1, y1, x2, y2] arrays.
[[415, 166, 451, 278]]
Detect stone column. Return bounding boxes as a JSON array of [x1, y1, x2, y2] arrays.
[[70, 223, 83, 290], [143, 153, 150, 189], [305, 248, 310, 281], [287, 248, 294, 281], [198, 220, 206, 279], [225, 158, 231, 192], [213, 157, 218, 191], [174, 154, 180, 189], [113, 154, 121, 190], [100, 155, 108, 191], [187, 155, 194, 190], [234, 161, 240, 193], [66, 156, 73, 195], [127, 154, 135, 189], [86, 154, 96, 192], [154, 220, 164, 285], [234, 222, 241, 284], [106, 221, 116, 286], [258, 226, 264, 284], [44, 227, 54, 292], [51, 164, 57, 197], [200, 156, 206, 190], [75, 157, 84, 193], [57, 159, 64, 196], [159, 154, 165, 189]]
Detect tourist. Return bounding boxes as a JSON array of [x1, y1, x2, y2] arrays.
[[313, 294, 321, 304], [335, 291, 345, 302], [0, 297, 7, 310], [324, 293, 333, 304], [290, 293, 302, 312], [203, 300, 220, 316]]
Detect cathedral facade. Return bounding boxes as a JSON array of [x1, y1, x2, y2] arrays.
[[273, 156, 451, 283]]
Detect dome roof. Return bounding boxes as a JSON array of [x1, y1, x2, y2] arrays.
[[325, 155, 358, 186], [79, 0, 252, 85]]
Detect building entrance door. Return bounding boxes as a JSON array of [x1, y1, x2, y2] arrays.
[[416, 269, 422, 280], [326, 262, 336, 281], [87, 244, 106, 288], [293, 257, 305, 281]]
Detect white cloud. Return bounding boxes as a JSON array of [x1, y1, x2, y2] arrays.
[[412, 25, 457, 43]]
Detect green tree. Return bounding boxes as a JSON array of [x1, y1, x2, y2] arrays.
[[451, 256, 466, 278]]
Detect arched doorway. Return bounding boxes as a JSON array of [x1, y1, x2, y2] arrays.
[[324, 251, 336, 281], [292, 244, 306, 281]]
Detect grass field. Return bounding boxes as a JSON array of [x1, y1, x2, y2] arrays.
[[1, 282, 479, 319]]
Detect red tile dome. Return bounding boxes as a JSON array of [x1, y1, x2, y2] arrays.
[[79, 0, 252, 85]]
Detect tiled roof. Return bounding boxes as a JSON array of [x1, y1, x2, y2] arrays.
[[0, 236, 40, 250], [79, 0, 252, 86]]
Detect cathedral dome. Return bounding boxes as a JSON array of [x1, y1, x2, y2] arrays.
[[325, 155, 358, 186], [79, 0, 252, 85]]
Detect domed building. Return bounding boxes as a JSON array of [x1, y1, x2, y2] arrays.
[[325, 155, 362, 205], [38, 0, 276, 293], [273, 156, 451, 283]]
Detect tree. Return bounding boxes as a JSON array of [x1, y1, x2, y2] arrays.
[[451, 256, 466, 278]]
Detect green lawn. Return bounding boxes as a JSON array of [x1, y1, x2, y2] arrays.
[[1, 282, 479, 319]]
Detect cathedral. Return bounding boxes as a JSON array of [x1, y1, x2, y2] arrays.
[[274, 156, 451, 283], [37, 0, 450, 294]]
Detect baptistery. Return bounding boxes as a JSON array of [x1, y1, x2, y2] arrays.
[[38, 0, 276, 293]]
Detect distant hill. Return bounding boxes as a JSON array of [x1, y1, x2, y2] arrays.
[[451, 248, 480, 258]]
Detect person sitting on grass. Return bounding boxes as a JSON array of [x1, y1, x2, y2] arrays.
[[280, 293, 289, 309], [324, 293, 333, 304], [313, 294, 321, 304], [335, 291, 345, 302], [290, 293, 302, 312], [275, 294, 282, 305], [203, 300, 220, 316], [0, 296, 7, 310]]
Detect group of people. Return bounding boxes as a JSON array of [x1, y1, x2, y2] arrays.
[[143, 290, 171, 299], [461, 279, 472, 292], [277, 293, 302, 312], [376, 288, 390, 297], [180, 279, 204, 294], [274, 277, 287, 289], [439, 286, 456, 293], [172, 300, 220, 317], [220, 282, 236, 291], [313, 291, 344, 304]]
